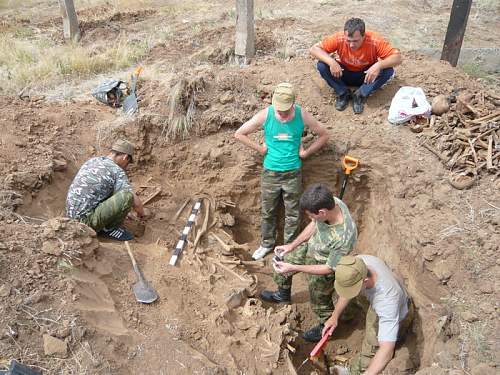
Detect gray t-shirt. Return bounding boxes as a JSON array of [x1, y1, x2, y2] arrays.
[[359, 255, 409, 342], [66, 157, 132, 220]]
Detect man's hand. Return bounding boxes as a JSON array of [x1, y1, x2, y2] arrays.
[[322, 315, 338, 337], [364, 62, 381, 84], [299, 145, 308, 159], [273, 260, 295, 274], [139, 207, 152, 219], [274, 243, 294, 256], [133, 193, 145, 218], [260, 143, 268, 156], [329, 60, 343, 78]]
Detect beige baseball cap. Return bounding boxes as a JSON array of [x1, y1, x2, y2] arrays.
[[111, 139, 134, 163], [272, 82, 295, 111], [334, 256, 368, 299]]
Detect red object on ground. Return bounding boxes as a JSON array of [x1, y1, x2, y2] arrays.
[[310, 326, 335, 358]]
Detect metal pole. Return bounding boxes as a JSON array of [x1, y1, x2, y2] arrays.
[[440, 0, 472, 67]]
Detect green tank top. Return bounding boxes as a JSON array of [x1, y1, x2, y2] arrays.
[[263, 105, 305, 171]]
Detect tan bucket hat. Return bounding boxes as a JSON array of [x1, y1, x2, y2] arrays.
[[334, 256, 368, 299]]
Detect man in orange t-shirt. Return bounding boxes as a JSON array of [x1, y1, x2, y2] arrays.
[[310, 18, 401, 114]]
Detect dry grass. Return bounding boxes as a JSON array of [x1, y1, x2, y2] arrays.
[[0, 34, 150, 94], [161, 76, 205, 142]]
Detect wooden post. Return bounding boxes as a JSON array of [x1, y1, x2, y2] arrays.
[[59, 0, 81, 41], [235, 0, 255, 64], [441, 0, 472, 67]]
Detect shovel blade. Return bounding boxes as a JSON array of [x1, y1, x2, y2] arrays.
[[123, 93, 138, 115], [133, 280, 158, 304]]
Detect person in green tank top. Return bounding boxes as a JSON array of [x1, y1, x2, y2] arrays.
[[235, 83, 329, 260]]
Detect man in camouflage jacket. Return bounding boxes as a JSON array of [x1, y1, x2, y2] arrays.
[[66, 140, 145, 241], [261, 183, 357, 342]]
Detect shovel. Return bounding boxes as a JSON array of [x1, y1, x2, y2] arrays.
[[123, 66, 143, 115], [124, 241, 158, 304], [339, 155, 359, 200]]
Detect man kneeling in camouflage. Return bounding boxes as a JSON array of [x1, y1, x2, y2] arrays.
[[66, 139, 145, 241], [261, 183, 357, 342]]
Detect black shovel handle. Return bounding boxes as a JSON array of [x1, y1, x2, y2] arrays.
[[339, 174, 350, 200]]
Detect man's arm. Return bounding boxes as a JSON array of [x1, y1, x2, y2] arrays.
[[133, 193, 145, 217], [310, 42, 343, 78], [300, 110, 329, 159], [322, 296, 351, 336], [275, 220, 316, 255], [310, 42, 337, 66], [378, 52, 402, 68], [362, 341, 396, 375], [364, 52, 402, 84], [274, 262, 332, 275], [234, 109, 267, 155]]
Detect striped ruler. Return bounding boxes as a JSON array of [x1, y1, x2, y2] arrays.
[[169, 200, 202, 266]]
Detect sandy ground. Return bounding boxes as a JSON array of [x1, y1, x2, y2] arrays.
[[0, 1, 499, 374]]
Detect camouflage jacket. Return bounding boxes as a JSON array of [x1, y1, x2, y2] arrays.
[[307, 198, 358, 269], [66, 157, 132, 220]]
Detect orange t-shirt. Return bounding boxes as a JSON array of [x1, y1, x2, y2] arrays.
[[319, 31, 398, 72]]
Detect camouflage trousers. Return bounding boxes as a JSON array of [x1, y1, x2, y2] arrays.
[[261, 168, 302, 249], [273, 243, 335, 323], [82, 190, 133, 232], [349, 297, 415, 375]]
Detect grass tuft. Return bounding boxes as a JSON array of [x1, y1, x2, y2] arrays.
[[161, 76, 205, 142]]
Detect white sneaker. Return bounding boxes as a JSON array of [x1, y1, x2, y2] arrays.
[[252, 246, 272, 260], [333, 365, 350, 375]]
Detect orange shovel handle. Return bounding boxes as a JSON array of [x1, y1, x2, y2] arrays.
[[342, 155, 359, 175]]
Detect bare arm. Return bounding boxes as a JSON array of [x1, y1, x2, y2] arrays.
[[365, 52, 402, 84], [363, 341, 396, 375], [275, 220, 316, 255], [300, 109, 329, 159], [378, 52, 402, 68], [322, 296, 351, 336], [234, 109, 267, 155], [310, 42, 343, 78], [275, 262, 333, 275], [133, 193, 145, 217], [310, 42, 337, 66]]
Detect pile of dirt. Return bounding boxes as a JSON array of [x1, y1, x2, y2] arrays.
[[0, 218, 106, 373]]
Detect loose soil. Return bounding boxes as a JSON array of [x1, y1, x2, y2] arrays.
[[0, 1, 498, 374]]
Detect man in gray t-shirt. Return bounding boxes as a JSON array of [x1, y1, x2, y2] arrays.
[[322, 255, 413, 375], [66, 140, 145, 241]]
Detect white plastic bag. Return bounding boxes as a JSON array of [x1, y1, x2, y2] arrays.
[[388, 86, 432, 125]]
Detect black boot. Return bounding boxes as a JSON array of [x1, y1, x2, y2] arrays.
[[335, 90, 351, 111], [260, 288, 291, 304], [352, 90, 366, 114], [302, 323, 325, 342]]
